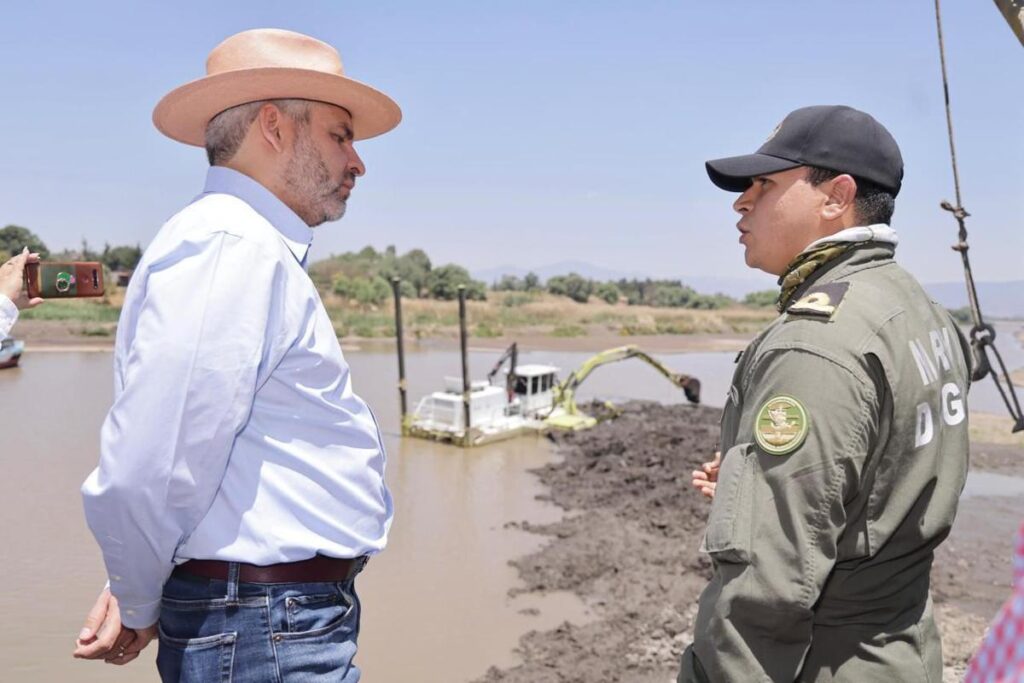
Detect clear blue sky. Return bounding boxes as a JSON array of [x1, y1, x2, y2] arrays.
[[1, 1, 1020, 287]]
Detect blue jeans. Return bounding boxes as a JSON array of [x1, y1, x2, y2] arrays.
[[157, 563, 363, 682]]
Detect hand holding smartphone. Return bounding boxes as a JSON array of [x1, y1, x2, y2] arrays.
[[25, 262, 105, 299]]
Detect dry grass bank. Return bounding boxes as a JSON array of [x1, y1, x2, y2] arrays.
[[13, 288, 777, 346], [324, 291, 776, 340]]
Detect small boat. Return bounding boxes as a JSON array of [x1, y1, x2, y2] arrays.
[[0, 337, 24, 369]]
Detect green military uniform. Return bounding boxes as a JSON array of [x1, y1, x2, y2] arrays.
[[679, 242, 971, 682]]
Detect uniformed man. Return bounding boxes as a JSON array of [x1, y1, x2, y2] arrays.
[[679, 105, 971, 681]]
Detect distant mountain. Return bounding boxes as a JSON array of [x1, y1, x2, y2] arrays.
[[924, 281, 1024, 319], [472, 261, 774, 298]]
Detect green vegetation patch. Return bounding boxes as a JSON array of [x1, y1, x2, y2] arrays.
[[20, 300, 121, 322], [78, 325, 114, 337], [474, 322, 503, 338], [618, 324, 658, 336], [332, 309, 395, 338], [551, 324, 587, 337]]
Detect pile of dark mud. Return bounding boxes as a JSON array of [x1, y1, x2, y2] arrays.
[[477, 400, 1014, 683], [478, 401, 719, 683]]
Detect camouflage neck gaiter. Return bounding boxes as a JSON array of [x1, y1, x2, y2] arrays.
[[776, 243, 855, 312]]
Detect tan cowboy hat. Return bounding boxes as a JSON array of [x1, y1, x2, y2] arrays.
[[153, 28, 401, 146]]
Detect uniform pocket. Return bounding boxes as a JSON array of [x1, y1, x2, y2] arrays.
[[702, 442, 756, 564]]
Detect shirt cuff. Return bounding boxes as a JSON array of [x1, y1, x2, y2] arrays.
[[0, 295, 17, 336], [117, 598, 162, 630]]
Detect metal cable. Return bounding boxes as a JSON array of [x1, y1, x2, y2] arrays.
[[933, 0, 1023, 432]]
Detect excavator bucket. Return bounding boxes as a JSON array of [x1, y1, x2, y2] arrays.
[[681, 377, 701, 404]]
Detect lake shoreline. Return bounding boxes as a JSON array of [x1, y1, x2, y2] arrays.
[[14, 318, 756, 355]]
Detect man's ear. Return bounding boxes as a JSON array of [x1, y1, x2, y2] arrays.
[[255, 103, 287, 153], [821, 174, 857, 221]]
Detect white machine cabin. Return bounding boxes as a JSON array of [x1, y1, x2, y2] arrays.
[[507, 364, 559, 416]]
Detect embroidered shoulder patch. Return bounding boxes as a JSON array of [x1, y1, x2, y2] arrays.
[[787, 282, 850, 321], [754, 395, 809, 456]]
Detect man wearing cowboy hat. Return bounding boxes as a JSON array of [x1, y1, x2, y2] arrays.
[[73, 29, 400, 681]]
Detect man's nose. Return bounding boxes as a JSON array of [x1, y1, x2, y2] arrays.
[[733, 186, 755, 214], [349, 146, 366, 177]]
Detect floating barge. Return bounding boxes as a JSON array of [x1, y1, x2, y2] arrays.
[[390, 280, 700, 447]]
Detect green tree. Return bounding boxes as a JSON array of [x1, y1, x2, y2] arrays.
[[743, 289, 778, 308], [0, 225, 49, 259], [426, 264, 486, 300], [523, 272, 541, 291], [333, 275, 391, 307], [493, 274, 523, 291], [547, 272, 592, 303], [546, 275, 568, 297], [101, 243, 144, 271], [378, 247, 432, 298], [650, 283, 697, 308], [396, 249, 431, 297], [691, 292, 735, 310], [358, 277, 392, 307], [595, 282, 620, 304], [398, 280, 416, 298], [333, 275, 358, 299]]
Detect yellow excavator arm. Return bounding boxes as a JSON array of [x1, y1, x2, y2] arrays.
[[544, 345, 700, 430]]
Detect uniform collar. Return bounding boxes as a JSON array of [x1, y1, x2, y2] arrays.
[[201, 166, 313, 267], [777, 226, 899, 311], [802, 223, 897, 252]]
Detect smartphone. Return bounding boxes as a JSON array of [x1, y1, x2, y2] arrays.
[[24, 262, 105, 299]]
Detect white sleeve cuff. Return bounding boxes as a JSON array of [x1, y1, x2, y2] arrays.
[[117, 597, 162, 630], [0, 295, 18, 338]]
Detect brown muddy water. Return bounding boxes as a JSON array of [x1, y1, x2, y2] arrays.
[[0, 328, 1019, 682], [0, 346, 733, 683]]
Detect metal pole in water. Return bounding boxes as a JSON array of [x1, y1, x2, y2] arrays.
[[391, 277, 408, 424], [458, 285, 471, 445]]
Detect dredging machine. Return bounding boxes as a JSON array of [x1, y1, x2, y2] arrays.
[[389, 280, 700, 447]]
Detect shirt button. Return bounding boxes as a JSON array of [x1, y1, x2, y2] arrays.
[[125, 609, 135, 616], [111, 575, 121, 581]]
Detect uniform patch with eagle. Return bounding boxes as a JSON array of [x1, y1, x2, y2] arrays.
[[754, 395, 809, 455], [787, 282, 850, 321]]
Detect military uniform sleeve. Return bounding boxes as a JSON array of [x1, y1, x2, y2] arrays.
[[680, 347, 880, 682]]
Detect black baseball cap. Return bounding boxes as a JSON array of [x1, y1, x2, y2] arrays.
[[705, 105, 904, 195]]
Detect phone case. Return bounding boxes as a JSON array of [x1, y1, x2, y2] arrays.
[[25, 262, 105, 299]]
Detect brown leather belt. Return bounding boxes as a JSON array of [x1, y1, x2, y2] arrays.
[[173, 554, 367, 584]]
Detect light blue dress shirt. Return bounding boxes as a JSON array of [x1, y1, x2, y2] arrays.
[[0, 295, 16, 338], [82, 167, 393, 629]]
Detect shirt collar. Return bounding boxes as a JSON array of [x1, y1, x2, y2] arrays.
[[201, 166, 313, 266]]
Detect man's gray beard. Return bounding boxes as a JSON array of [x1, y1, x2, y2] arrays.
[[284, 130, 347, 227]]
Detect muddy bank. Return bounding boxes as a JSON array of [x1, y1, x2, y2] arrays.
[[479, 401, 1022, 683]]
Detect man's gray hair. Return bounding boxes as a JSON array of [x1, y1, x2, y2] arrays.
[[205, 99, 312, 166]]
